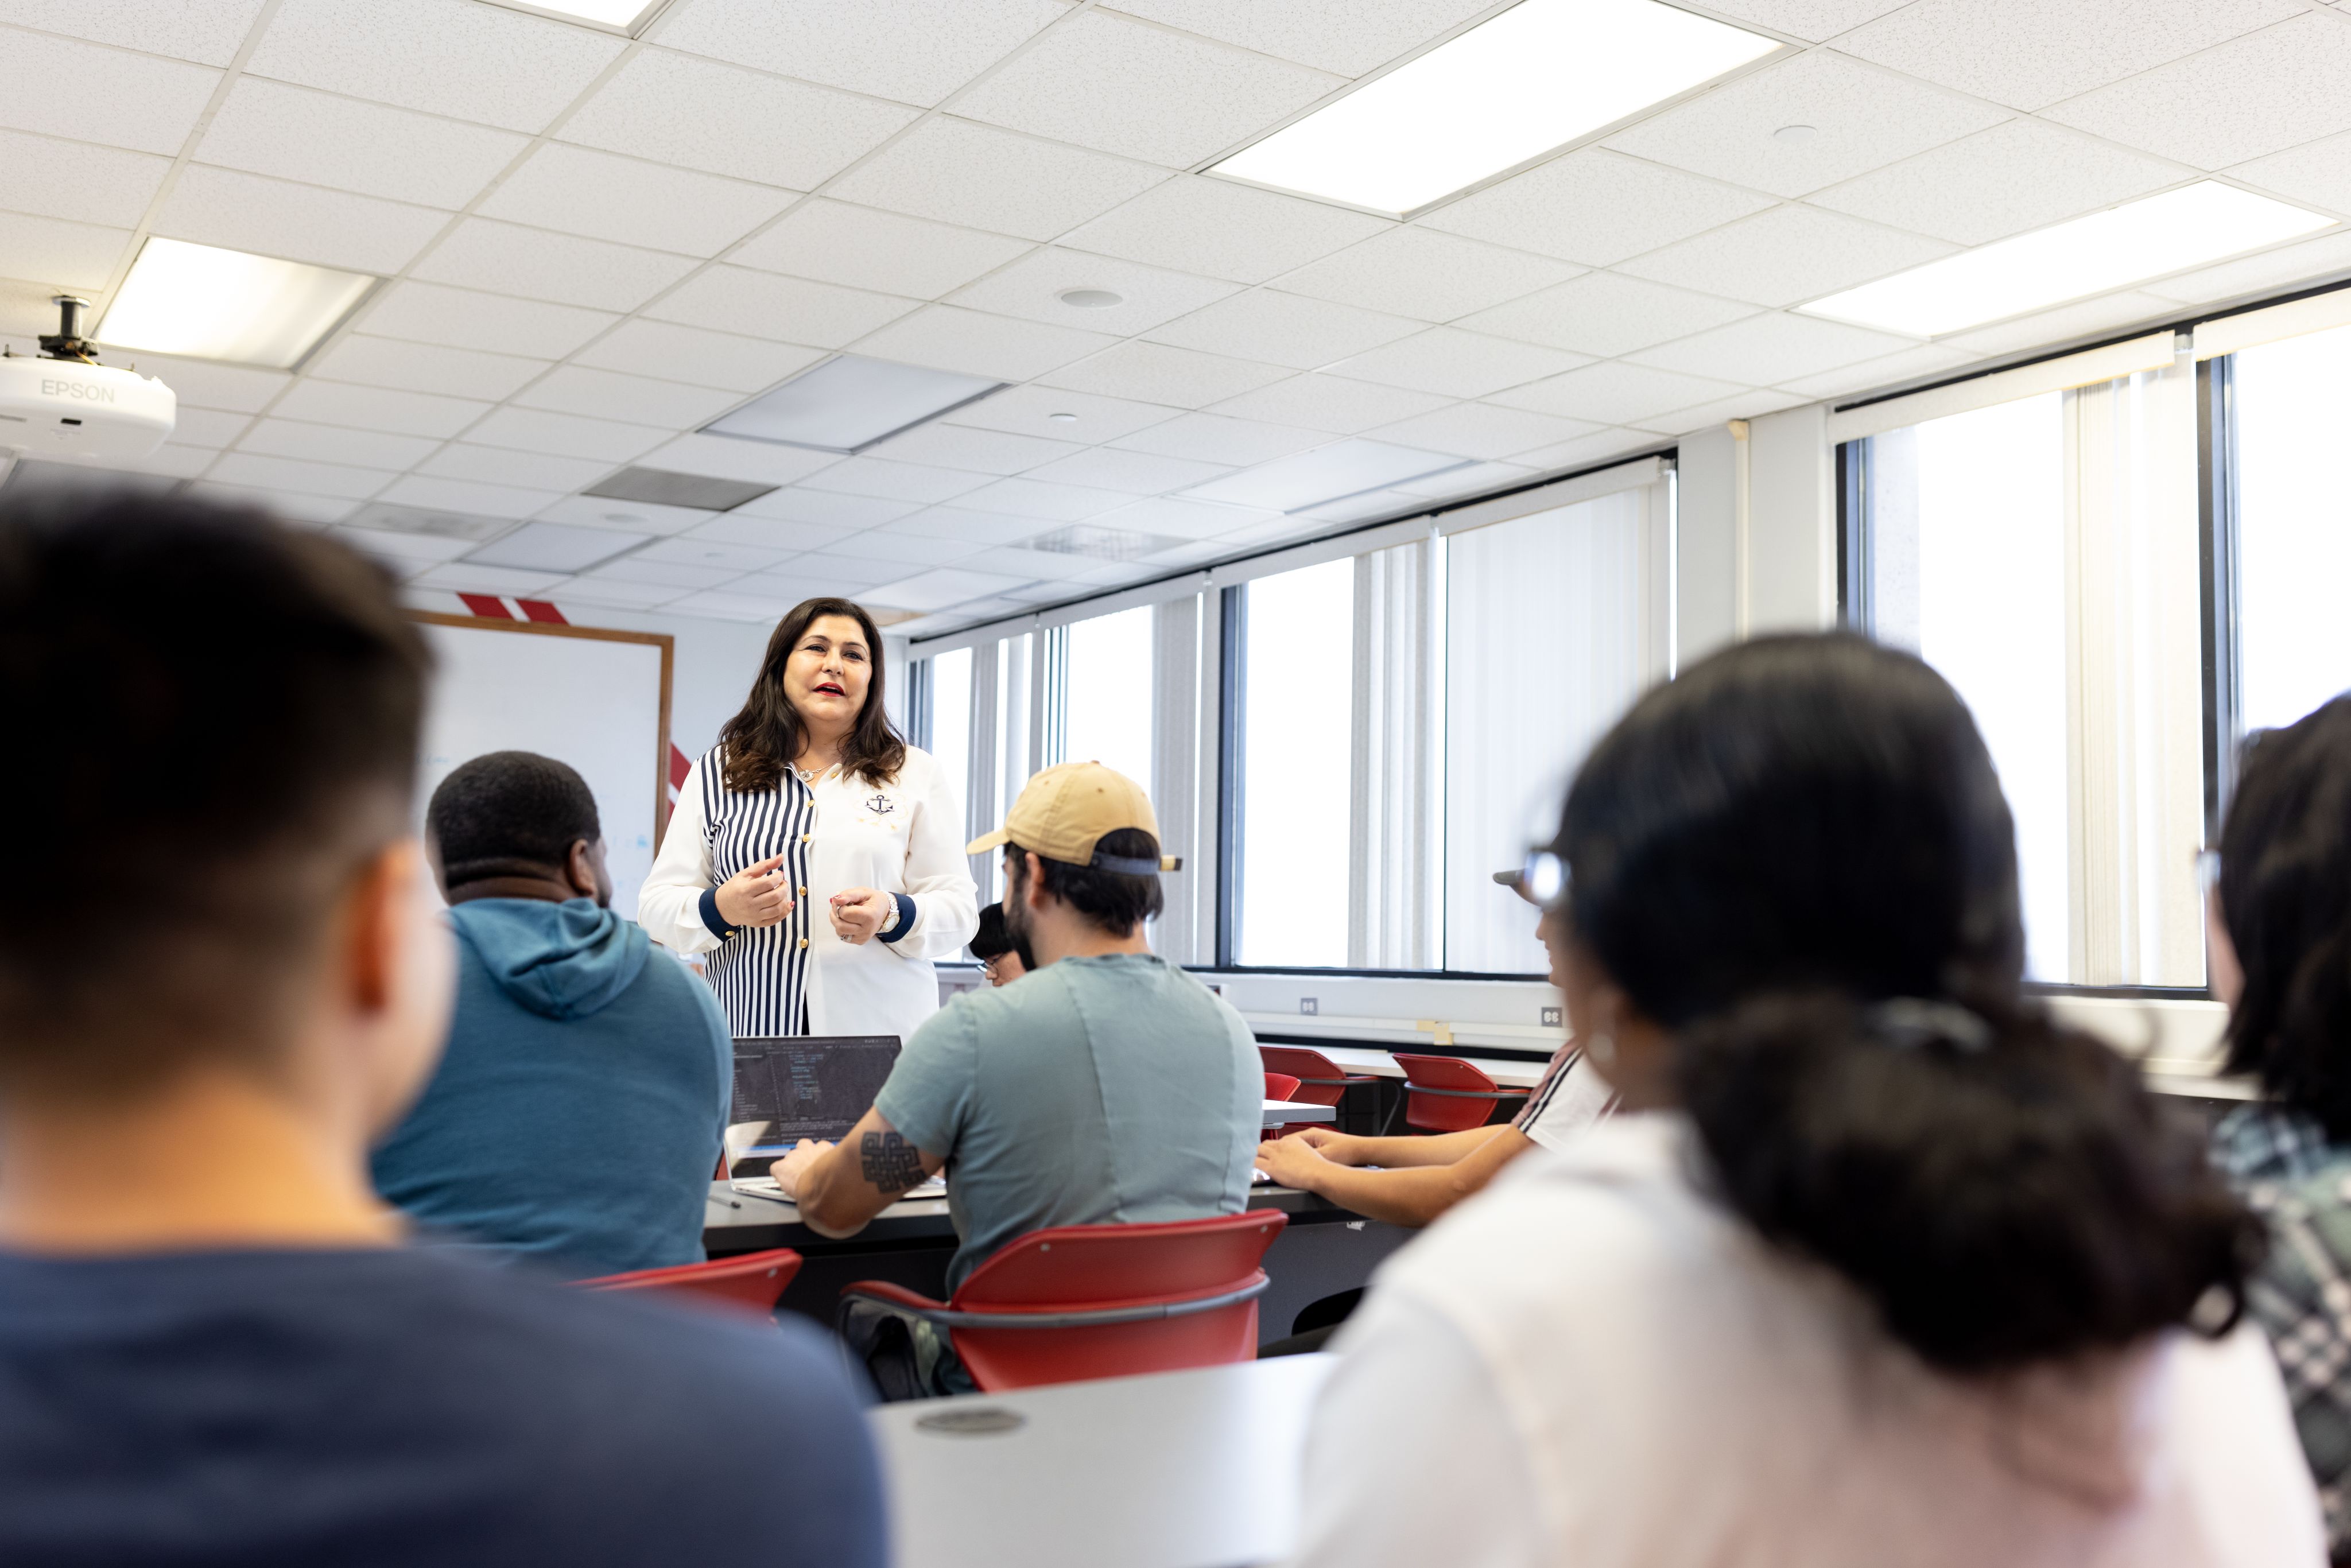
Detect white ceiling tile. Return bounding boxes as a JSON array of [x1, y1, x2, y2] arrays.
[[942, 383, 1181, 443], [332, 523, 476, 567], [1105, 0, 1497, 76], [0, 0, 265, 64], [1603, 51, 2006, 199], [2141, 230, 2351, 305], [195, 77, 526, 210], [465, 521, 646, 572], [1671, 0, 1905, 41], [1488, 361, 1749, 424], [849, 304, 1117, 381], [1807, 120, 2191, 246], [1628, 311, 1919, 385], [1937, 290, 2181, 358], [819, 528, 990, 567], [560, 47, 917, 189], [1146, 289, 1422, 370], [126, 354, 288, 413], [884, 507, 1056, 546], [1038, 340, 1290, 406], [1270, 228, 1584, 323], [1091, 495, 1277, 540], [1457, 270, 1758, 357], [151, 165, 445, 274], [953, 9, 1340, 168], [1421, 149, 1778, 267], [354, 281, 618, 360], [1206, 371, 1452, 433], [640, 534, 796, 572], [128, 446, 224, 479], [0, 27, 218, 155], [660, 588, 803, 621], [1025, 447, 1231, 493], [643, 266, 918, 347], [946, 247, 1240, 335], [1063, 173, 1391, 284], [1366, 402, 1601, 460], [311, 335, 549, 402], [1840, 0, 2303, 113], [955, 545, 1103, 583], [208, 452, 391, 500], [572, 321, 825, 394], [1771, 341, 1977, 399], [236, 417, 439, 470], [956, 476, 1138, 521], [1391, 459, 1539, 498], [731, 200, 1033, 301], [1112, 412, 1327, 465], [379, 475, 564, 519], [418, 444, 609, 492], [867, 566, 1038, 611], [412, 219, 697, 312], [1135, 537, 1228, 568], [539, 494, 719, 536], [585, 555, 740, 589], [245, 0, 624, 134], [1507, 428, 1668, 473], [411, 561, 569, 595], [827, 117, 1167, 243], [738, 560, 906, 597], [478, 144, 796, 258], [796, 457, 991, 504], [184, 483, 358, 524], [2234, 132, 2351, 220], [513, 364, 740, 428], [465, 406, 670, 462], [864, 422, 1083, 475], [271, 381, 491, 439], [0, 214, 129, 290], [684, 511, 857, 549], [1616, 204, 1953, 308], [1327, 327, 1589, 398], [658, 0, 1069, 108], [0, 129, 169, 227], [1631, 387, 1813, 434], [637, 432, 842, 486], [2043, 15, 2351, 170], [165, 407, 253, 449], [544, 575, 690, 610]]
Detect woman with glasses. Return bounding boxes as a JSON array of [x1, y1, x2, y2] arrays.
[[1290, 632, 2317, 1568]]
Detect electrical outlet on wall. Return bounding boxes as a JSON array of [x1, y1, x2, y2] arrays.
[[1541, 1006, 1562, 1027], [1299, 998, 1318, 1016]]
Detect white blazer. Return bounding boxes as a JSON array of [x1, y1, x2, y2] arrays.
[[639, 744, 979, 1043]]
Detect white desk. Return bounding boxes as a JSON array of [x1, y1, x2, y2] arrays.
[[869, 1354, 1336, 1568], [1263, 1098, 1333, 1128], [1312, 1043, 1551, 1090]]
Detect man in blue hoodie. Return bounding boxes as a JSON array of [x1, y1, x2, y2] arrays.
[[373, 750, 732, 1279]]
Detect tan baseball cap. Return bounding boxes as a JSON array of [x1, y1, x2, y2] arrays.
[[965, 760, 1178, 873]]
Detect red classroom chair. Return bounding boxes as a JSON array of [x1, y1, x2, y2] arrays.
[[838, 1211, 1287, 1392], [580, 1247, 803, 1319], [1260, 1045, 1377, 1139], [1390, 1053, 1531, 1134], [1263, 1071, 1302, 1102]]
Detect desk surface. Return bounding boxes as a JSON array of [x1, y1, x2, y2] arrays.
[[1314, 1043, 1551, 1089], [869, 1354, 1336, 1568]]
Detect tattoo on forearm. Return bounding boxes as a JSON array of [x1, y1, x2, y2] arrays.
[[861, 1131, 925, 1193]]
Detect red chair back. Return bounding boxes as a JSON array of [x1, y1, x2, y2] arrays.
[[581, 1247, 802, 1318], [945, 1212, 1286, 1390], [1263, 1071, 1302, 1101], [1392, 1053, 1528, 1134], [1259, 1045, 1360, 1109]]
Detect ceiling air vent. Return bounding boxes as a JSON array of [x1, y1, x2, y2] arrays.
[[583, 467, 777, 512]]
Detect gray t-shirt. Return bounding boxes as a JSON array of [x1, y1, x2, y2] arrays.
[[872, 952, 1261, 1292]]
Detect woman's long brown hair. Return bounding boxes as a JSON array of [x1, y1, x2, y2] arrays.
[[719, 597, 906, 793]]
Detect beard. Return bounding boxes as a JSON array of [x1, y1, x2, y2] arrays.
[[1002, 863, 1034, 947]]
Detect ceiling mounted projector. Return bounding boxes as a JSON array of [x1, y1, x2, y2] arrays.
[[0, 296, 176, 467]]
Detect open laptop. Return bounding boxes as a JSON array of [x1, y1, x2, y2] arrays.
[[723, 1036, 944, 1202]]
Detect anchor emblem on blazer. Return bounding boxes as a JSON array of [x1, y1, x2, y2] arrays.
[[866, 793, 894, 814]]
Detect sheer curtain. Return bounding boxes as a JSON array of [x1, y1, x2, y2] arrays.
[[1348, 538, 1441, 969]]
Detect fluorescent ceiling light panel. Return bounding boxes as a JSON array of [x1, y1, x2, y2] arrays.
[[1801, 183, 2336, 338], [96, 238, 374, 369], [1209, 0, 1780, 218], [482, 0, 668, 32], [704, 356, 1004, 455], [1186, 440, 1470, 513]]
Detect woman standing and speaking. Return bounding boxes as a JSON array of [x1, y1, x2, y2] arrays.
[[641, 597, 976, 1041]]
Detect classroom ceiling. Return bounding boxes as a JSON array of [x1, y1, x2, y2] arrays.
[[6, 0, 2351, 634]]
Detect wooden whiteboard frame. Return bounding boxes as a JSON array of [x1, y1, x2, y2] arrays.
[[406, 611, 677, 844]]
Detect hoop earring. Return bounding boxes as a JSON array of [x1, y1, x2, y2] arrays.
[[1586, 1033, 1615, 1065]]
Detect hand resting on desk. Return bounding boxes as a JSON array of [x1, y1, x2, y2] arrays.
[[770, 1108, 945, 1239]]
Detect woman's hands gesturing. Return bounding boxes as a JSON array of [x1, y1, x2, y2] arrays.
[[714, 853, 794, 929]]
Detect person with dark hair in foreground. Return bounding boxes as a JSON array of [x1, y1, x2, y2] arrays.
[[0, 492, 883, 1565], [967, 901, 1034, 985], [371, 750, 733, 1279], [772, 762, 1260, 1398], [1291, 634, 2318, 1567], [2205, 695, 2351, 1557]]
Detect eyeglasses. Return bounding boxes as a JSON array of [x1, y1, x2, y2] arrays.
[[1491, 848, 1569, 910]]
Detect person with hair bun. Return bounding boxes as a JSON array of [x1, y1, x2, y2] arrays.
[[2205, 694, 2351, 1557], [1289, 633, 2318, 1568]]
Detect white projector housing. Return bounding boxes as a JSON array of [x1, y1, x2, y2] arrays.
[[0, 355, 177, 464]]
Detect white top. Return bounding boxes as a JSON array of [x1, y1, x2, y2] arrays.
[[639, 744, 977, 1043], [1290, 1114, 2323, 1568]]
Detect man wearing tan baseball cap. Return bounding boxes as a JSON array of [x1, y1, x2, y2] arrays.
[[770, 762, 1262, 1399]]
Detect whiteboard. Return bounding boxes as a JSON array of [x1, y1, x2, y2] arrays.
[[412, 615, 672, 921]]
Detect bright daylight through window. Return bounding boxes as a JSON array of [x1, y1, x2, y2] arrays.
[[1235, 560, 1356, 968], [2233, 322, 2351, 736]]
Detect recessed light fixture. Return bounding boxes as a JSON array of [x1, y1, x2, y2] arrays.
[[1048, 412, 1081, 423], [95, 237, 374, 368], [1772, 123, 1817, 143], [479, 0, 669, 34], [1800, 181, 2336, 338], [704, 355, 1004, 453], [1185, 440, 1471, 513], [1208, 0, 1780, 218], [1057, 288, 1124, 309]]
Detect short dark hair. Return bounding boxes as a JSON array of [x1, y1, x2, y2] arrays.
[[0, 488, 428, 1088], [428, 751, 602, 888], [968, 902, 1034, 968], [2219, 696, 2351, 1138], [1008, 829, 1164, 936]]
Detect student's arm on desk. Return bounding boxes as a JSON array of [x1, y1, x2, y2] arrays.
[[771, 1107, 945, 1239], [1255, 1124, 1532, 1229]]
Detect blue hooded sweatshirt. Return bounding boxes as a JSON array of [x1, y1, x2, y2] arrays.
[[371, 899, 731, 1280]]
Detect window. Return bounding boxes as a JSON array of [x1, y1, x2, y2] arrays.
[[1232, 557, 1355, 968], [1062, 606, 1155, 791], [925, 645, 972, 841], [2233, 323, 2351, 733]]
